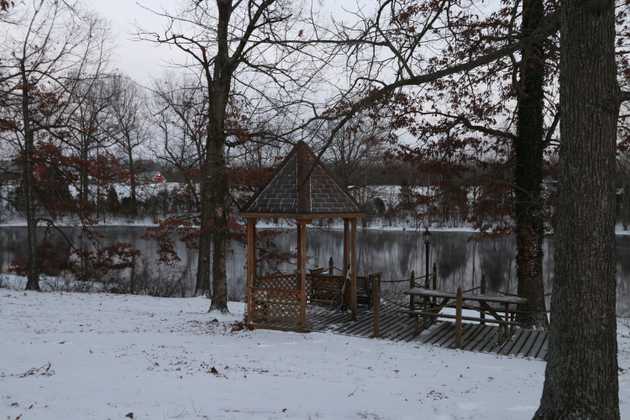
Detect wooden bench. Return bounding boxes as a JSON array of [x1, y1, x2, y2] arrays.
[[308, 270, 374, 309], [404, 287, 527, 348]]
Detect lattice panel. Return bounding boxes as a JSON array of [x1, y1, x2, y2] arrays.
[[251, 288, 301, 329], [308, 275, 345, 306], [254, 274, 299, 290]]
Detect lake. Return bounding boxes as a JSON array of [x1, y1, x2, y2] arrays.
[[0, 226, 628, 316]]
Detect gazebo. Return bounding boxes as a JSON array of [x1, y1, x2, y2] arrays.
[[241, 141, 365, 331]]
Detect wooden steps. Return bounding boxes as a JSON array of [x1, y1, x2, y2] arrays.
[[308, 303, 548, 360]]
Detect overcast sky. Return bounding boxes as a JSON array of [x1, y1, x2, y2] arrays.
[[85, 0, 355, 85], [86, 0, 180, 83]]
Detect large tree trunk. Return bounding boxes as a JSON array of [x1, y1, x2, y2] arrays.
[[514, 0, 548, 328], [21, 61, 39, 291], [206, 0, 232, 313], [208, 129, 229, 312], [195, 178, 212, 296], [622, 178, 630, 230], [534, 0, 620, 417]]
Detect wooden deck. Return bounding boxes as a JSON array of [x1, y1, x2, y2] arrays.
[[309, 303, 548, 360]]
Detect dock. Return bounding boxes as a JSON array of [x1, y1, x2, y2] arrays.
[[309, 303, 548, 360]]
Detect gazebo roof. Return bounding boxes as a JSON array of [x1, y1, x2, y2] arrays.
[[241, 141, 363, 218]]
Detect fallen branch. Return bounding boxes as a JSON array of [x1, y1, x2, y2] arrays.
[[18, 362, 54, 378]]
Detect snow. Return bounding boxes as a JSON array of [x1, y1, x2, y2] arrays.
[[0, 275, 111, 293], [0, 291, 629, 420]]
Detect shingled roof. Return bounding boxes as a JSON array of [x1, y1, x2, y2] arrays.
[[241, 141, 363, 218]]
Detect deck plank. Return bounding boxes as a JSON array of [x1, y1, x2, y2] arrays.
[[428, 323, 454, 345], [452, 324, 484, 350], [478, 328, 501, 353], [444, 323, 473, 348], [537, 335, 549, 360], [530, 330, 548, 359], [510, 329, 533, 356], [464, 325, 493, 351], [518, 330, 541, 357], [306, 304, 547, 360]]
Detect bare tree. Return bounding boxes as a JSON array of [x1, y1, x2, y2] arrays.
[[63, 75, 118, 217], [0, 0, 109, 290], [292, 0, 560, 324], [109, 74, 150, 215], [139, 0, 316, 311], [150, 75, 209, 212], [316, 115, 393, 188]]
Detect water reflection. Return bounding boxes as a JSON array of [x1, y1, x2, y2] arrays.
[[0, 226, 627, 316]]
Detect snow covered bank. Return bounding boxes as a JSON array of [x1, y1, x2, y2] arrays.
[[0, 274, 108, 293], [0, 292, 628, 420]]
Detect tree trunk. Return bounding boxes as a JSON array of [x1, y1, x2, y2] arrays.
[[534, 0, 620, 417], [206, 0, 232, 313], [127, 148, 137, 216], [623, 178, 630, 230], [514, 0, 548, 328], [21, 60, 39, 291], [208, 123, 229, 312], [195, 178, 212, 296], [79, 140, 89, 212], [206, 70, 230, 312]]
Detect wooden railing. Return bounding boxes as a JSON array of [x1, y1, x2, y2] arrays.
[[249, 265, 383, 335], [250, 273, 302, 330]]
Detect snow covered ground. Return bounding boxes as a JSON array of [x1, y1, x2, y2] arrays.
[[1, 292, 628, 420]]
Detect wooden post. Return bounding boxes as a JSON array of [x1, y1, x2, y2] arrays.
[[504, 302, 511, 340], [297, 221, 307, 331], [296, 221, 302, 273], [343, 219, 350, 307], [245, 218, 256, 325], [343, 219, 349, 277], [409, 270, 415, 317], [423, 264, 431, 325], [350, 218, 358, 320], [371, 274, 381, 338], [328, 256, 334, 277], [455, 287, 463, 349], [432, 263, 438, 305], [480, 274, 486, 325]]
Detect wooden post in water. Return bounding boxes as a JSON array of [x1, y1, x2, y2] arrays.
[[409, 270, 415, 317], [455, 287, 463, 349], [480, 274, 486, 325], [350, 218, 358, 320], [371, 274, 381, 338], [432, 262, 438, 305], [423, 265, 430, 315], [343, 219, 350, 307], [328, 256, 334, 277]]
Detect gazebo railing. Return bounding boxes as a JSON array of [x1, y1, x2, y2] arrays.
[[250, 273, 303, 330], [254, 273, 300, 290], [248, 269, 383, 334], [249, 271, 344, 330], [308, 273, 345, 306]]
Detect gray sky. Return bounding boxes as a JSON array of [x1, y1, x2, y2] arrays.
[[87, 0, 185, 83], [86, 0, 351, 84]]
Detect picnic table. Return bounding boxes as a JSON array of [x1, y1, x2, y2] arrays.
[[404, 287, 528, 348]]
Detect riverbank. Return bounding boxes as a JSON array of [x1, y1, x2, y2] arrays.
[[1, 291, 629, 419], [3, 217, 630, 236]]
